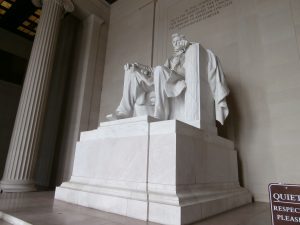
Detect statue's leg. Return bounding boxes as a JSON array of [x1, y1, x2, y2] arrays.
[[115, 70, 143, 118], [153, 66, 170, 120]]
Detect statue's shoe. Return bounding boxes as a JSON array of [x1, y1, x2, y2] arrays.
[[106, 111, 129, 121], [105, 113, 117, 121]]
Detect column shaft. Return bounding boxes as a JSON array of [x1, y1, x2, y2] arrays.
[[0, 0, 64, 192]]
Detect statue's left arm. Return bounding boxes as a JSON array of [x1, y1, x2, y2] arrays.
[[132, 63, 153, 86]]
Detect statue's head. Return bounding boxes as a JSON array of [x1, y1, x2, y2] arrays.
[[171, 33, 189, 52]]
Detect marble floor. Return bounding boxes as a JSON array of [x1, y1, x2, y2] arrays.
[[0, 191, 271, 225]]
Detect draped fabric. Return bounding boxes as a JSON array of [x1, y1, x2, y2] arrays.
[[207, 49, 230, 125]]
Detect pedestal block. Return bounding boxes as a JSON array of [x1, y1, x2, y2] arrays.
[[55, 116, 157, 220], [55, 116, 251, 224], [148, 120, 251, 224]]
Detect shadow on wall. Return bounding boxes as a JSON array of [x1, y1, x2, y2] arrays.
[[217, 81, 247, 187], [218, 76, 276, 194]]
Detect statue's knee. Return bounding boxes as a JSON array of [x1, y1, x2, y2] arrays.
[[124, 70, 136, 79], [154, 66, 165, 81], [154, 65, 164, 74]]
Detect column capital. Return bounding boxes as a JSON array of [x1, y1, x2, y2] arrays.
[[32, 0, 74, 12]]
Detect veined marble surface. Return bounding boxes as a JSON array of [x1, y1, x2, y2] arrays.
[[55, 116, 251, 225]]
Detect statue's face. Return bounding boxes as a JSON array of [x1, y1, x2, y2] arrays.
[[172, 35, 188, 51]]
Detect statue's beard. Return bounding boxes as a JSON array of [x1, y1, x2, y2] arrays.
[[173, 40, 189, 55]]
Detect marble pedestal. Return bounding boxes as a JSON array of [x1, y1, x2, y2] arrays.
[[55, 116, 251, 225]]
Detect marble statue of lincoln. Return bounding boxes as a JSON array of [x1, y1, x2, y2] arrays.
[[107, 33, 191, 120], [107, 33, 230, 124]]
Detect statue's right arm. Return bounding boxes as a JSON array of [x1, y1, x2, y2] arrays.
[[164, 59, 170, 69]]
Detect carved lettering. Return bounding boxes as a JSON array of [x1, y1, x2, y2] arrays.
[[169, 0, 233, 30]]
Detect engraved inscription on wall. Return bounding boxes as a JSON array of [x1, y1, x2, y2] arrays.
[[169, 0, 233, 30]]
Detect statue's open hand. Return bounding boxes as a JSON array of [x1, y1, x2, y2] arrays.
[[133, 62, 151, 76], [124, 63, 140, 72], [124, 62, 151, 76], [124, 63, 132, 71]]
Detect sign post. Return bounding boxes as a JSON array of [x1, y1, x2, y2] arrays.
[[269, 183, 300, 224]]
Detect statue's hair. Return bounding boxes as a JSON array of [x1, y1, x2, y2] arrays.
[[172, 33, 185, 39]]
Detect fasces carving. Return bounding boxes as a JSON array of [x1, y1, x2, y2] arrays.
[[169, 0, 233, 31]]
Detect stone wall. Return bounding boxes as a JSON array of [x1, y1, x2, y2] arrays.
[[49, 14, 110, 187], [0, 81, 21, 178], [0, 29, 31, 179], [100, 0, 300, 201], [0, 28, 32, 59]]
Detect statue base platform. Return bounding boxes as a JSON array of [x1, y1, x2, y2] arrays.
[[55, 116, 251, 225]]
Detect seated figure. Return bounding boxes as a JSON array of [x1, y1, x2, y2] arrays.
[[107, 33, 230, 127]]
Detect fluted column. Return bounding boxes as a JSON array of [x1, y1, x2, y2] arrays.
[[0, 0, 65, 192]]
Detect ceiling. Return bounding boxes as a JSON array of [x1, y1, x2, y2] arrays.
[[0, 0, 118, 85], [0, 0, 39, 40], [0, 0, 118, 41]]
